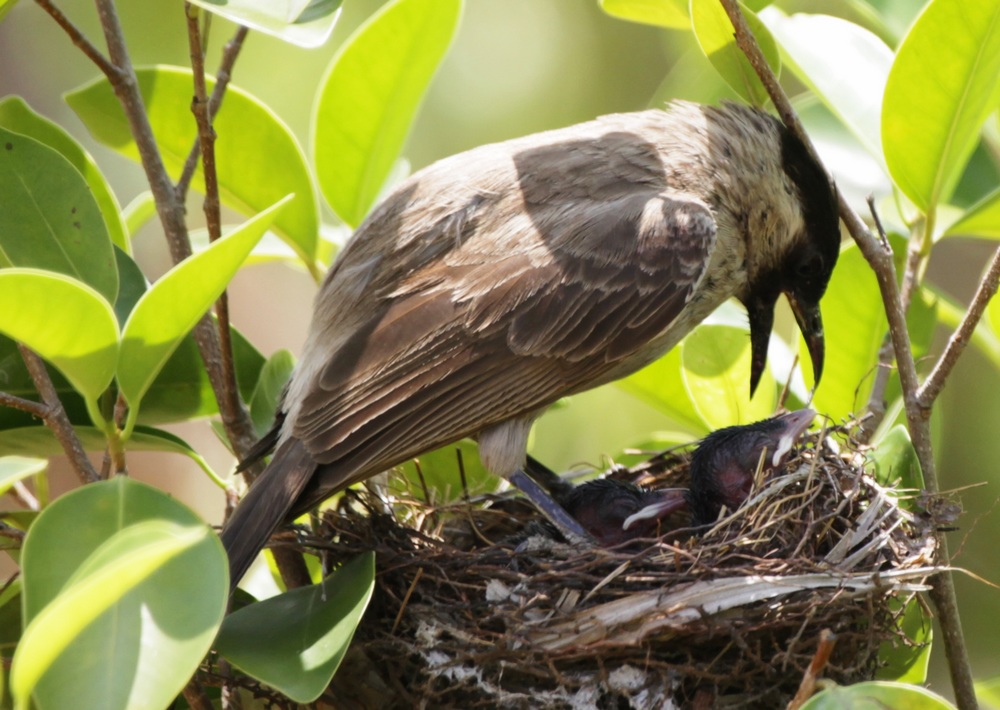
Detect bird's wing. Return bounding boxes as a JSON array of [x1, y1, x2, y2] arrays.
[[287, 188, 716, 507]]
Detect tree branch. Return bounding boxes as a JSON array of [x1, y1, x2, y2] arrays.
[[918, 245, 1000, 407], [17, 345, 99, 484], [0, 391, 49, 420], [717, 2, 976, 706], [33, 0, 120, 80]]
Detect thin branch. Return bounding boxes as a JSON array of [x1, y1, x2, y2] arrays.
[[0, 522, 25, 542], [918, 245, 1000, 407], [176, 25, 250, 200], [0, 391, 48, 420], [717, 2, 976, 706], [185, 3, 242, 426], [33, 0, 119, 79], [17, 345, 99, 484]]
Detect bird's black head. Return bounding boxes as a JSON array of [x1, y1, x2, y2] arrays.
[[562, 478, 687, 546], [744, 127, 841, 397], [688, 409, 814, 526]]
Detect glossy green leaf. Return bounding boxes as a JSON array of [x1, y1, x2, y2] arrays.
[[690, 0, 780, 107], [249, 349, 295, 437], [313, 0, 462, 226], [188, 0, 342, 48], [618, 346, 709, 436], [66, 68, 318, 267], [801, 681, 954, 709], [681, 324, 776, 429], [882, 0, 1000, 212], [801, 245, 885, 421], [876, 595, 932, 684], [216, 551, 375, 703], [870, 425, 924, 490], [0, 97, 128, 253], [763, 10, 890, 166], [394, 440, 494, 502], [599, 0, 689, 28], [978, 677, 1000, 706], [121, 191, 156, 238], [945, 185, 1000, 239], [0, 270, 118, 403], [118, 197, 290, 419], [0, 457, 46, 499], [0, 128, 117, 302], [16, 478, 227, 710]]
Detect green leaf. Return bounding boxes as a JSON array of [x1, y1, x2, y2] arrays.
[[0, 457, 46, 499], [0, 97, 128, 254], [617, 346, 709, 436], [690, 0, 780, 107], [117, 197, 290, 420], [681, 324, 776, 429], [188, 0, 342, 48], [0, 578, 22, 653], [216, 551, 375, 703], [945, 185, 1000, 239], [394, 440, 494, 502], [801, 681, 955, 710], [313, 0, 462, 226], [870, 424, 924, 495], [65, 67, 319, 267], [15, 478, 227, 710], [0, 127, 117, 303], [762, 10, 891, 167], [599, 0, 689, 28], [121, 191, 156, 238], [876, 595, 932, 683], [249, 349, 295, 437], [801, 244, 885, 421], [0, 270, 119, 403], [882, 0, 1000, 212], [978, 677, 1000, 707]]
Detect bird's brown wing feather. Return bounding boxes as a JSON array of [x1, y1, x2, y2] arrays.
[[289, 190, 716, 510]]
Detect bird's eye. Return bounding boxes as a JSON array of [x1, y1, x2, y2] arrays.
[[796, 255, 824, 280]]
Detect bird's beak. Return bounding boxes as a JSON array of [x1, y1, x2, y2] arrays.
[[769, 408, 816, 467], [746, 293, 777, 398], [621, 488, 688, 531], [786, 291, 825, 392]]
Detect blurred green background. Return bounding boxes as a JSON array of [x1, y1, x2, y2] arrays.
[[1, 0, 998, 700]]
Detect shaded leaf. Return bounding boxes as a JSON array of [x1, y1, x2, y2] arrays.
[[599, 0, 688, 28], [801, 681, 954, 709], [617, 346, 708, 436], [876, 595, 932, 684], [0, 97, 128, 253], [0, 127, 117, 302], [216, 552, 375, 703], [313, 0, 462, 226], [249, 349, 295, 437], [945, 185, 1000, 239], [0, 457, 46, 499]]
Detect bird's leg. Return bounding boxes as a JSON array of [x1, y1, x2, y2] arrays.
[[507, 468, 594, 545]]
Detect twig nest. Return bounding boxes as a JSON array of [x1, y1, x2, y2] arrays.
[[312, 421, 939, 708]]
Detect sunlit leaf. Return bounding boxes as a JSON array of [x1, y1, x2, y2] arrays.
[[0, 97, 128, 253], [216, 552, 375, 703], [618, 346, 708, 436], [599, 0, 688, 28], [15, 478, 227, 710], [313, 0, 462, 226], [945, 185, 1000, 239], [801, 681, 954, 709], [876, 595, 932, 684], [394, 440, 494, 502], [0, 456, 46, 499], [882, 0, 1000, 212], [763, 10, 890, 167], [690, 0, 780, 107], [188, 0, 342, 48], [0, 127, 117, 302], [681, 324, 776, 429], [66, 68, 319, 267], [0, 270, 118, 403], [118, 197, 290, 420]]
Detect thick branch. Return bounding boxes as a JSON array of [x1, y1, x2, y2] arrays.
[[718, 1, 976, 706], [17, 346, 99, 484]]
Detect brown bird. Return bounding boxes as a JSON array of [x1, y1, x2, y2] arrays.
[[561, 478, 688, 546], [221, 102, 841, 589]]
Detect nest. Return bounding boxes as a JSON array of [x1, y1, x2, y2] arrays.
[[300, 421, 940, 709]]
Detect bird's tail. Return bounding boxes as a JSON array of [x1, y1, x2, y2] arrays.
[[220, 438, 317, 592]]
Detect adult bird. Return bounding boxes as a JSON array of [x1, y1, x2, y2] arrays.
[[221, 101, 841, 589]]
